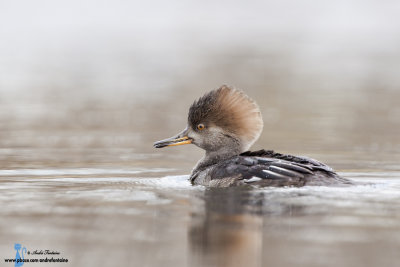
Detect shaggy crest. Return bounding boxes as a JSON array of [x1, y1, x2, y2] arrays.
[[188, 85, 263, 150]]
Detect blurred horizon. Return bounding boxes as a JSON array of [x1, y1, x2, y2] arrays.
[[1, 0, 400, 170]]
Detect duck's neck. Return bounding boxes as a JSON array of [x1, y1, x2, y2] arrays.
[[191, 146, 242, 177]]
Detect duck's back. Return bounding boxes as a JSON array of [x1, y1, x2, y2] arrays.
[[191, 150, 351, 187]]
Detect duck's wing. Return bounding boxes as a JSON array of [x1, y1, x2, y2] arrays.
[[210, 150, 347, 187], [240, 149, 335, 172]]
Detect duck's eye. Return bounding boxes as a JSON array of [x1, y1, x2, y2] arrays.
[[197, 124, 205, 131]]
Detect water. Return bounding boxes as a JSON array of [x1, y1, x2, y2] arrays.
[[1, 167, 400, 267]]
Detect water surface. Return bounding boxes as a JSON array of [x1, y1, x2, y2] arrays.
[[1, 162, 400, 267]]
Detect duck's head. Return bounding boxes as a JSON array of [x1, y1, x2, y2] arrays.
[[154, 85, 263, 156]]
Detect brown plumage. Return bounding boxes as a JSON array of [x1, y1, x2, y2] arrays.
[[154, 85, 352, 187], [188, 85, 263, 151]]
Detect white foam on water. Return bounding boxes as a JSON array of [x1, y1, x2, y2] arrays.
[[258, 179, 400, 202], [30, 174, 196, 189], [130, 175, 198, 190]]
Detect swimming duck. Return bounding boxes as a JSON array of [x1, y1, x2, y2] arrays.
[[154, 85, 351, 187]]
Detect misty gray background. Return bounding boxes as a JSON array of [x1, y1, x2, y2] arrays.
[[1, 0, 400, 171]]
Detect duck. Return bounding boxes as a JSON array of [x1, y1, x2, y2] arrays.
[[154, 85, 351, 187]]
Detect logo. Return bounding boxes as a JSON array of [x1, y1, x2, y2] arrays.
[[4, 244, 69, 265], [14, 244, 27, 267]]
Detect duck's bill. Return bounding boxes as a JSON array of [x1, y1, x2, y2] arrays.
[[153, 129, 192, 148]]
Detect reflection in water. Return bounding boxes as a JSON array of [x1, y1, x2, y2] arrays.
[[1, 171, 400, 267], [189, 187, 304, 267], [188, 178, 400, 267], [190, 188, 263, 267]]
